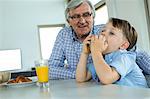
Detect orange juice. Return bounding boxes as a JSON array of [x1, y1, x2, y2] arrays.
[[36, 66, 49, 83]]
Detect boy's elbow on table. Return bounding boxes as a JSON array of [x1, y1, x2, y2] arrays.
[[76, 78, 86, 83], [99, 77, 113, 85]]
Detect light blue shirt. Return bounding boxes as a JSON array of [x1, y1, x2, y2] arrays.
[[87, 50, 148, 88]]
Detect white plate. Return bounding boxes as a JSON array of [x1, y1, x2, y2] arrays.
[[1, 78, 37, 87]]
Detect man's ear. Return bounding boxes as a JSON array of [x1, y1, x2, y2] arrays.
[[67, 19, 69, 23], [120, 41, 130, 50]]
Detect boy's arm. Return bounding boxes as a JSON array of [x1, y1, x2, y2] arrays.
[[76, 52, 91, 82], [90, 35, 120, 84], [76, 35, 92, 82], [91, 51, 120, 84]]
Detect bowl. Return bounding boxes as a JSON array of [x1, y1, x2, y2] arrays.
[[0, 71, 11, 84]]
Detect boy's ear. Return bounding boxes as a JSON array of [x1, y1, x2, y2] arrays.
[[120, 41, 130, 50]]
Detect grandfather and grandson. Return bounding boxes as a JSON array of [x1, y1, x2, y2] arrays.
[[48, 0, 150, 87]]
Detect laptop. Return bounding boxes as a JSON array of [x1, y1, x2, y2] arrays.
[[0, 49, 22, 71]]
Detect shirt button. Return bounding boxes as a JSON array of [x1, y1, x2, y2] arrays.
[[110, 59, 112, 62]]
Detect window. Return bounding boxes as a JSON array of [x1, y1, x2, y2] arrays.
[[38, 24, 65, 59], [94, 1, 108, 25]]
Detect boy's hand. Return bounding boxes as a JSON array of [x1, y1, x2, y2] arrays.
[[90, 35, 108, 53]]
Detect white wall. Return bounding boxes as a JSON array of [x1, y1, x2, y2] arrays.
[[106, 0, 150, 53], [0, 2, 3, 48], [0, 0, 66, 70]]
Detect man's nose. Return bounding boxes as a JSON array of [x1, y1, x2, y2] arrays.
[[79, 17, 86, 23]]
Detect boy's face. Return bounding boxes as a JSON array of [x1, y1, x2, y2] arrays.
[[101, 22, 129, 54]]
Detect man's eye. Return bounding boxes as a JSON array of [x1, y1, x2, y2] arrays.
[[70, 14, 80, 19], [83, 13, 91, 17]]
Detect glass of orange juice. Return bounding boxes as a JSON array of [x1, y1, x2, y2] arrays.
[[35, 59, 49, 88]]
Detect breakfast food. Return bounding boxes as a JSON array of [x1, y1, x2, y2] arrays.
[[7, 75, 32, 84]]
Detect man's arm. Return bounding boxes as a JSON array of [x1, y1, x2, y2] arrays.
[[48, 28, 75, 79], [49, 66, 75, 79], [136, 50, 150, 74]]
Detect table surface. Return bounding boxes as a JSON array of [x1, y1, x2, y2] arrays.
[[0, 79, 150, 99]]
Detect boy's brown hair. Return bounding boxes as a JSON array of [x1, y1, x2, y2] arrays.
[[109, 18, 138, 51]]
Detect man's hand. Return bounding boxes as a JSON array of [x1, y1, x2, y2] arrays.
[[82, 35, 92, 54]]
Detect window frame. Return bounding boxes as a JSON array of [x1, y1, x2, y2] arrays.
[[94, 0, 106, 10], [94, 0, 108, 25], [38, 24, 65, 59], [144, 0, 150, 40]]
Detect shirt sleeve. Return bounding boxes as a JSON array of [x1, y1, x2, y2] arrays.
[[48, 28, 75, 79], [109, 53, 135, 79], [49, 66, 75, 79], [136, 50, 150, 74]]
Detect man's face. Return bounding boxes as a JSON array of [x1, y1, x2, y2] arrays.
[[68, 2, 94, 39]]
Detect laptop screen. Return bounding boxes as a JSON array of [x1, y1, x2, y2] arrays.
[[0, 49, 22, 71]]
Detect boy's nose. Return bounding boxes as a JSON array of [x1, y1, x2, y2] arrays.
[[101, 32, 105, 36]]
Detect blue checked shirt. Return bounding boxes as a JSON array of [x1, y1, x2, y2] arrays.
[[48, 24, 150, 79], [136, 50, 150, 74]]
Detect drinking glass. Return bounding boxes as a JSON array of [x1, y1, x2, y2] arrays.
[[0, 71, 11, 84], [35, 59, 49, 88]]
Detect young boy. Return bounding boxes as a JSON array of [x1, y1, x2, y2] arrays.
[[76, 18, 148, 88]]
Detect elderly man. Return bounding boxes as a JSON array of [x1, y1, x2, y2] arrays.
[[48, 0, 150, 79]]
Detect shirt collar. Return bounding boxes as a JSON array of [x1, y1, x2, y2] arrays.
[[71, 28, 78, 41]]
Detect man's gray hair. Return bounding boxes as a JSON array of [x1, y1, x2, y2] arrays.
[[65, 0, 95, 20]]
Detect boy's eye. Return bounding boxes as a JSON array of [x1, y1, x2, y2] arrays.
[[109, 32, 114, 35], [101, 30, 105, 32]]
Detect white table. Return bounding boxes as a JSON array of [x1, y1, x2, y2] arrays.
[[0, 79, 150, 99]]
